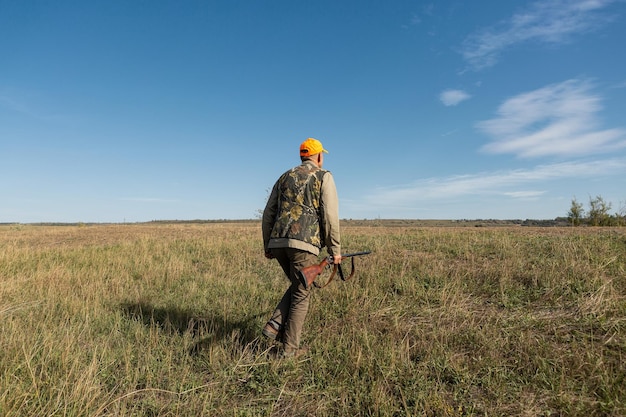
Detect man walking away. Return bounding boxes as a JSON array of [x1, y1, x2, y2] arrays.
[[261, 138, 342, 358]]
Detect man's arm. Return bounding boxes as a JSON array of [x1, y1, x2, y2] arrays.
[[320, 172, 341, 262], [262, 182, 279, 255]]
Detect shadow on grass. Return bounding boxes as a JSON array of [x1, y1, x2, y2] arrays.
[[120, 301, 269, 355]]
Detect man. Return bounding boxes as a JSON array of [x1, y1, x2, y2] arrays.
[[261, 138, 342, 358]]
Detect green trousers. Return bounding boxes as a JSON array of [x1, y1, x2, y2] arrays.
[[269, 247, 317, 350]]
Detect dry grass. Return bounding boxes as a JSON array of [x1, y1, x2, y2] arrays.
[[1, 223, 625, 416]]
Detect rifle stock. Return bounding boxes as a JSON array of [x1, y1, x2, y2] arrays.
[[296, 251, 371, 289], [296, 258, 331, 289]]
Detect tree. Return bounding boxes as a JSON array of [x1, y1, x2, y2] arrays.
[[254, 187, 272, 220], [588, 195, 612, 226], [618, 200, 626, 226], [568, 198, 585, 226]]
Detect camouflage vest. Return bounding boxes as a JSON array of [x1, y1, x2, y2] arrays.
[[270, 162, 328, 248]]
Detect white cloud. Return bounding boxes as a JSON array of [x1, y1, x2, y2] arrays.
[[612, 80, 626, 89], [410, 14, 421, 25], [461, 0, 617, 70], [0, 95, 30, 114], [119, 197, 180, 203], [358, 158, 626, 210], [439, 89, 471, 106], [503, 190, 546, 199], [477, 79, 626, 158], [0, 92, 76, 126]]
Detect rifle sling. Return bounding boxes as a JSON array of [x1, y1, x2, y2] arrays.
[[313, 257, 357, 289], [341, 257, 356, 281], [313, 264, 337, 289]]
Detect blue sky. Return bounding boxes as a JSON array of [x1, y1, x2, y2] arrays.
[[2, 0, 626, 222]]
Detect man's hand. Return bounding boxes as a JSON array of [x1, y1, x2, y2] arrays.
[[264, 250, 275, 259], [331, 254, 342, 264]]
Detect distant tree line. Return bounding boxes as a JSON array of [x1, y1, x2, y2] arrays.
[[567, 196, 626, 226]]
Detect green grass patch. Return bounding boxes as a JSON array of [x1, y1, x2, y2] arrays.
[[1, 223, 624, 416]]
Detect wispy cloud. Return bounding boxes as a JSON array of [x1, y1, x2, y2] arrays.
[[0, 95, 31, 114], [119, 197, 180, 203], [0, 92, 76, 126], [439, 89, 471, 106], [359, 158, 626, 209], [612, 80, 626, 89], [406, 4, 434, 26], [503, 190, 546, 199], [461, 0, 618, 70], [477, 79, 626, 158]]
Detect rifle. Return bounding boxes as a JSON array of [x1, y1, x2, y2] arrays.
[[296, 251, 371, 289]]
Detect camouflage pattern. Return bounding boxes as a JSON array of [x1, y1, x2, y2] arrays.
[[270, 162, 328, 249]]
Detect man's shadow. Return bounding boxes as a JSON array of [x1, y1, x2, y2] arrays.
[[120, 301, 268, 356]]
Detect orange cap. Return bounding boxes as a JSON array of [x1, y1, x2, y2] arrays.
[[300, 138, 329, 157]]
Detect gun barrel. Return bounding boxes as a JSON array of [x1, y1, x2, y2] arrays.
[[342, 251, 371, 257]]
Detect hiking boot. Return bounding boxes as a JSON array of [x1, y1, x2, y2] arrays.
[[282, 346, 309, 359], [262, 322, 283, 342]]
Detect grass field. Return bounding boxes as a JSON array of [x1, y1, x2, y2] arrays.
[[1, 222, 625, 416]]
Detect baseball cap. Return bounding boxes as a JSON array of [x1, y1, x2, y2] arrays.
[[300, 138, 329, 157]]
